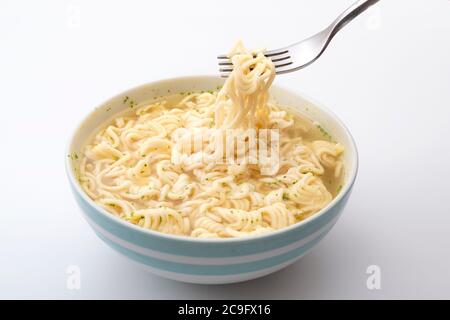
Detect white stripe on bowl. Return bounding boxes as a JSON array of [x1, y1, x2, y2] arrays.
[[84, 212, 339, 265]]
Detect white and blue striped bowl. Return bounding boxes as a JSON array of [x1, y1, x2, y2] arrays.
[[66, 76, 358, 284]]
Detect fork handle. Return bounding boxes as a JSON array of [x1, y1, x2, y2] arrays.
[[329, 0, 380, 38]]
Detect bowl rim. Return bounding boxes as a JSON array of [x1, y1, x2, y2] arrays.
[[65, 75, 359, 244]]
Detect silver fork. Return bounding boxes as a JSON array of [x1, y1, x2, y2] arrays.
[[218, 0, 380, 77]]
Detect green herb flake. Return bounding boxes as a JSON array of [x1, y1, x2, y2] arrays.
[[316, 124, 333, 140], [68, 152, 79, 160]]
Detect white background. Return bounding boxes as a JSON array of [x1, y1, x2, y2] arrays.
[[1, 0, 449, 299]]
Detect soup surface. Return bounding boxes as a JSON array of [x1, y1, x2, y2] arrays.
[[77, 42, 344, 238]]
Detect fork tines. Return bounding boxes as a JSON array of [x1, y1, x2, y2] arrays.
[[217, 49, 293, 77]]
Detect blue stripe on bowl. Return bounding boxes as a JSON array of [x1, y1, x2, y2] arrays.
[[95, 228, 328, 276]]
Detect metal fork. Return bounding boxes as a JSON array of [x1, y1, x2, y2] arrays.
[[218, 0, 380, 77]]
